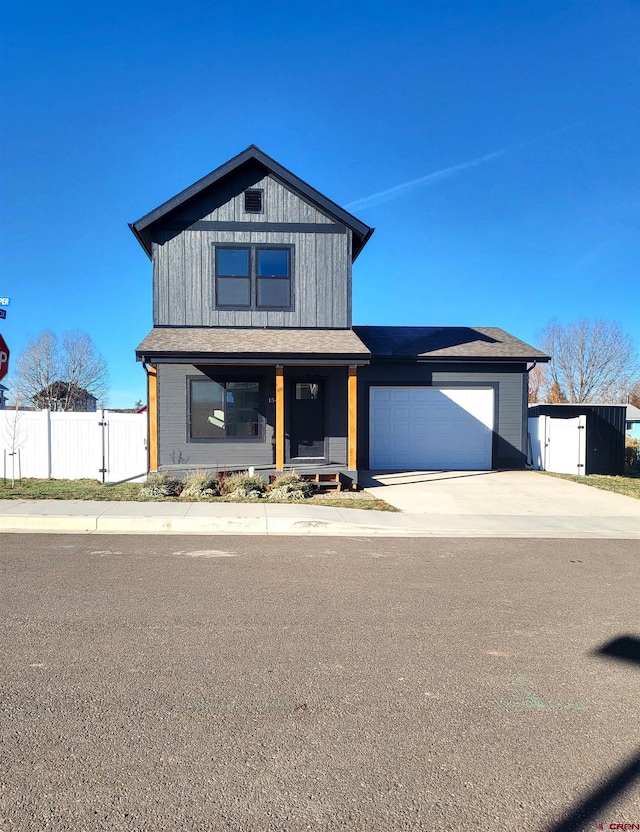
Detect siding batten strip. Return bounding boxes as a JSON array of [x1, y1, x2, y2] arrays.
[[348, 366, 357, 470], [148, 366, 158, 472], [275, 365, 285, 470]]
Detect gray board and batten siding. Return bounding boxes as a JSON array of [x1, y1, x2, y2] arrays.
[[357, 362, 530, 470], [156, 363, 349, 472], [152, 172, 353, 329]]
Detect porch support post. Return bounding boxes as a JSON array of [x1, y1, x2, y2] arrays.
[[348, 365, 357, 471], [275, 365, 285, 471], [147, 365, 158, 472]]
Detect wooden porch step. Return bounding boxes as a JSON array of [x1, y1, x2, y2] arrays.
[[269, 471, 347, 492], [306, 472, 344, 492]]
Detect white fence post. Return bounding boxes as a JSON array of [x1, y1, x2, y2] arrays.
[[45, 409, 52, 479]]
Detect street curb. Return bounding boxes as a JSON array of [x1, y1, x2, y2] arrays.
[[0, 514, 639, 537], [0, 514, 431, 536]]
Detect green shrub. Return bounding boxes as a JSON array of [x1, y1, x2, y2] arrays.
[[220, 472, 267, 500], [180, 470, 218, 500], [267, 471, 315, 501], [140, 473, 183, 499]]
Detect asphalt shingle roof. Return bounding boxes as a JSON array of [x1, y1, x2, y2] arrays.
[[136, 327, 371, 359], [353, 326, 549, 361]]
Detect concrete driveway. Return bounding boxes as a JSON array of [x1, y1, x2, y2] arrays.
[[361, 469, 640, 537]]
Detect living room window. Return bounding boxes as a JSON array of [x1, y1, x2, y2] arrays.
[[215, 245, 292, 310], [189, 379, 264, 442]]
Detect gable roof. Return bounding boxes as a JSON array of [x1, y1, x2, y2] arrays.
[[353, 326, 550, 362], [130, 145, 374, 261]]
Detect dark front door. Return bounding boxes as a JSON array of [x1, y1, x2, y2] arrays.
[[290, 380, 325, 459]]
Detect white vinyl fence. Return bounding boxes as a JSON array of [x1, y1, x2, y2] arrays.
[[528, 415, 586, 476], [0, 409, 148, 483]]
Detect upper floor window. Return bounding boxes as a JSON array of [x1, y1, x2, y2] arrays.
[[215, 245, 292, 310]]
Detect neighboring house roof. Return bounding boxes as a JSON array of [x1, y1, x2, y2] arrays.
[[129, 145, 374, 261], [136, 327, 371, 363], [595, 403, 640, 420], [35, 381, 97, 400], [353, 326, 550, 362]]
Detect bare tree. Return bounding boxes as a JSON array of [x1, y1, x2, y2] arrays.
[[527, 363, 547, 404], [0, 394, 26, 485], [538, 319, 638, 403], [626, 378, 640, 408], [15, 330, 109, 410]]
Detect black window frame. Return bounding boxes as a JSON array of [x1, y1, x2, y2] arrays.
[[214, 243, 294, 311], [187, 376, 266, 444]]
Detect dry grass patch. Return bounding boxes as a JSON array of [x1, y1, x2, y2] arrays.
[[543, 472, 640, 500], [0, 478, 143, 501]]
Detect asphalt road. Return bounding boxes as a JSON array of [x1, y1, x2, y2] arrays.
[[2, 534, 639, 832]]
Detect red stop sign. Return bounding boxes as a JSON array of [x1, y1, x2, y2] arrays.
[[0, 333, 9, 381]]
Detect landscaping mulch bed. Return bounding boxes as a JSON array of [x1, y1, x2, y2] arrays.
[[0, 478, 397, 511]]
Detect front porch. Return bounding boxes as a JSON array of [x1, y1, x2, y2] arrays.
[[144, 357, 367, 483]]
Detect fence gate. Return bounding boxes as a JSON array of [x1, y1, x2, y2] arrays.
[[0, 409, 148, 482], [528, 415, 586, 475], [103, 412, 148, 483], [546, 415, 586, 475]]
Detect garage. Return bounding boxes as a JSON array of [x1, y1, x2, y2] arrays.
[[369, 386, 494, 470]]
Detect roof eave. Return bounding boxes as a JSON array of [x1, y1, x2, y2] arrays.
[[370, 354, 551, 363], [352, 226, 375, 261], [128, 222, 151, 259], [136, 350, 370, 366]]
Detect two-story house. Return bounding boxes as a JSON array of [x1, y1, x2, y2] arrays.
[[132, 146, 548, 483]]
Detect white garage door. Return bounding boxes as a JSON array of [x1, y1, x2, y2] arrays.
[[369, 387, 494, 470]]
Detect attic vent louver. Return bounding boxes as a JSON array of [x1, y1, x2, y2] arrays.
[[244, 189, 263, 213]]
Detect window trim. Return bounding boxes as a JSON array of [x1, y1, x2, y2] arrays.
[[187, 376, 266, 444], [214, 243, 294, 311]]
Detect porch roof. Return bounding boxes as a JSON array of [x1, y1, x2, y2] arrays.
[[136, 327, 371, 364]]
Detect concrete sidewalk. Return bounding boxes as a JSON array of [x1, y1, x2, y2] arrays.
[[0, 490, 638, 537], [0, 498, 426, 537]]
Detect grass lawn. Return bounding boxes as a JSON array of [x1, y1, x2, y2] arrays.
[[543, 471, 640, 500], [0, 478, 398, 512]]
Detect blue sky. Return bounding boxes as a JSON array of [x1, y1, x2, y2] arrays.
[[1, 0, 638, 407]]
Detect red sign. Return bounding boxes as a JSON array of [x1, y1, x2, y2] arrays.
[[0, 333, 9, 381]]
